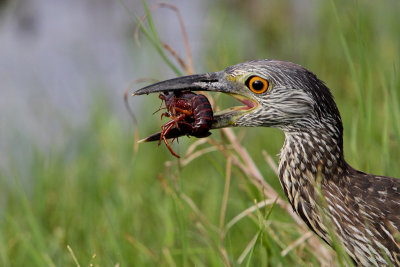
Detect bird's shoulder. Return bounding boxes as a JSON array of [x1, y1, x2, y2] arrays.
[[342, 167, 400, 224], [346, 167, 400, 199]]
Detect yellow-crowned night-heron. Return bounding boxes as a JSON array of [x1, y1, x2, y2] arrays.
[[134, 60, 400, 266]]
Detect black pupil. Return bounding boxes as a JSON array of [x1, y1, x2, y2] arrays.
[[252, 80, 265, 91]]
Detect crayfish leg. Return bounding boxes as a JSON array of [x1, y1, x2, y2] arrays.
[[162, 135, 180, 158], [159, 121, 176, 145], [160, 112, 170, 120], [174, 107, 192, 116], [169, 114, 187, 130], [159, 120, 181, 158]]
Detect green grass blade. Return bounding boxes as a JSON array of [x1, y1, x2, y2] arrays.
[[141, 0, 182, 76]]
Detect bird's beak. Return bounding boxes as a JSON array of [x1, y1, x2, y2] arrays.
[[133, 71, 258, 129]]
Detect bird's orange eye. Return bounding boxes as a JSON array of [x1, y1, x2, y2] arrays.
[[246, 76, 269, 94]]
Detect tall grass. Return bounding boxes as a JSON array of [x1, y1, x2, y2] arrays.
[[0, 0, 399, 266]]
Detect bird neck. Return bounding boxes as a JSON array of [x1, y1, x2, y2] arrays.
[[277, 127, 347, 243], [278, 126, 346, 185], [278, 125, 347, 206]]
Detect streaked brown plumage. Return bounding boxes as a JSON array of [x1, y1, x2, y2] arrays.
[[135, 59, 400, 266], [280, 127, 400, 265]]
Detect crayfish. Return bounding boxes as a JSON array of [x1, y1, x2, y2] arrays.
[[144, 91, 214, 158]]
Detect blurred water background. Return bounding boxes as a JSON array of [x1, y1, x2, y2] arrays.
[[0, 0, 206, 172]]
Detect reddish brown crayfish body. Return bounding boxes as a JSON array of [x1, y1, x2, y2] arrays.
[[154, 91, 213, 158]]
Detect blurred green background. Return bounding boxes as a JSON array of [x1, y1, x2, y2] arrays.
[[0, 0, 399, 266]]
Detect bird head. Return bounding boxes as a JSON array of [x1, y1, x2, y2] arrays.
[[134, 59, 343, 134]]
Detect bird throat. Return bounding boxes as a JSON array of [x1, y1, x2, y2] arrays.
[[278, 127, 346, 243]]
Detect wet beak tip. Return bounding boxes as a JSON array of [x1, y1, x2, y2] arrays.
[[137, 138, 148, 143]]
